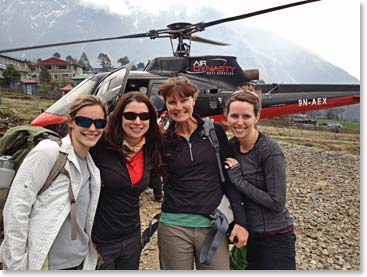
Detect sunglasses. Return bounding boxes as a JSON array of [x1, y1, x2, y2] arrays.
[[123, 112, 150, 121], [74, 116, 107, 129]]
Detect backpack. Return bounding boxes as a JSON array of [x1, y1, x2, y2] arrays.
[[199, 117, 235, 265], [0, 125, 69, 243]]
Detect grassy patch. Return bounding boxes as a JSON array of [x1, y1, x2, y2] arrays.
[[227, 125, 360, 155], [316, 119, 360, 131], [0, 95, 55, 122]]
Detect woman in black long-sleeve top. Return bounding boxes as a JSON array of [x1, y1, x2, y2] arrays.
[[224, 85, 296, 270], [90, 92, 164, 270], [157, 77, 248, 270]]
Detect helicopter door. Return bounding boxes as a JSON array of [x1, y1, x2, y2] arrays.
[[95, 66, 131, 113]]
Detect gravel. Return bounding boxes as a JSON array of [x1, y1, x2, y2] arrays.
[[139, 142, 360, 270]]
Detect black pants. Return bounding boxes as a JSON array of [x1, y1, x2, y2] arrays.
[[96, 231, 142, 270], [246, 232, 296, 270]]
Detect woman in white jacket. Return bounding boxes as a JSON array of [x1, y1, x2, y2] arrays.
[[0, 95, 107, 270]]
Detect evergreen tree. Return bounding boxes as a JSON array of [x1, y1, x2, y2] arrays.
[[3, 64, 21, 88], [79, 52, 93, 71], [39, 66, 51, 84], [98, 53, 112, 71]]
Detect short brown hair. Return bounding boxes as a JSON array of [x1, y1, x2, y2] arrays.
[[158, 77, 199, 101], [225, 84, 262, 116]]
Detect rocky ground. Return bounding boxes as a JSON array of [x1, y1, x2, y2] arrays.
[[138, 142, 360, 270]]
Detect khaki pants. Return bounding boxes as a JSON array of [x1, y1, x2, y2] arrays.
[[158, 222, 229, 270]]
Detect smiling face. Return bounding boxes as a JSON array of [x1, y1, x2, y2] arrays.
[[226, 100, 259, 141], [122, 101, 150, 145], [68, 104, 105, 157], [165, 93, 195, 124]]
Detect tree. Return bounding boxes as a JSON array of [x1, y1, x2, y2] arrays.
[[98, 53, 112, 71], [53, 52, 61, 58], [136, 62, 145, 70], [79, 52, 93, 72], [39, 66, 51, 84], [24, 59, 35, 71], [117, 56, 130, 67], [3, 64, 21, 88], [65, 55, 77, 63]]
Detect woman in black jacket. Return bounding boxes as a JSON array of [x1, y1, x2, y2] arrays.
[[224, 85, 296, 270], [157, 77, 248, 270], [90, 92, 164, 270]]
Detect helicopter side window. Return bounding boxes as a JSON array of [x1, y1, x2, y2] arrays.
[[149, 83, 166, 115]]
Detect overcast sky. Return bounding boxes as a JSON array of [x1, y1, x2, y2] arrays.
[[79, 0, 361, 80]]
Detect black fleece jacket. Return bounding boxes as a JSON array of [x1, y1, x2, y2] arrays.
[[90, 138, 150, 243], [162, 115, 247, 228], [227, 133, 293, 234]]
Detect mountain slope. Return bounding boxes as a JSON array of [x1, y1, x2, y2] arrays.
[[0, 0, 359, 85]]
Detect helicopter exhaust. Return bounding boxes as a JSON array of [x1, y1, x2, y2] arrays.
[[243, 69, 259, 82]]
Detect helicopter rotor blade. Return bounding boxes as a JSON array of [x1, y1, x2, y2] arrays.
[[0, 0, 320, 54], [0, 30, 168, 54], [191, 35, 230, 46], [203, 0, 320, 28]]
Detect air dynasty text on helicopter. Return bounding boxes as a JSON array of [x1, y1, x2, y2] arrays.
[[298, 97, 328, 107], [192, 60, 236, 76]]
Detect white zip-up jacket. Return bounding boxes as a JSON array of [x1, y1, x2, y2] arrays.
[[0, 135, 101, 270]]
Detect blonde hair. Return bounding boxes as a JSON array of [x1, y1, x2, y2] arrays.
[[225, 84, 262, 116], [67, 95, 108, 121]]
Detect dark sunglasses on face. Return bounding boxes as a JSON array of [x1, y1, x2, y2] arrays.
[[122, 112, 150, 121], [74, 116, 107, 129]]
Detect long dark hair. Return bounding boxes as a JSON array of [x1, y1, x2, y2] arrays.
[[105, 91, 164, 169]]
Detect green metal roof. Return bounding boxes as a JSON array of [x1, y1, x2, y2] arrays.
[[72, 74, 91, 80]]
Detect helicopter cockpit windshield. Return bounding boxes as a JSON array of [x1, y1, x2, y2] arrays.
[[95, 67, 130, 113]]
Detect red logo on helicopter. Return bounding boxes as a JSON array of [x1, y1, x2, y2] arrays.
[[191, 59, 236, 75]]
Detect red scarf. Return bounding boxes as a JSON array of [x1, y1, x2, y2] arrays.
[[126, 149, 144, 186]]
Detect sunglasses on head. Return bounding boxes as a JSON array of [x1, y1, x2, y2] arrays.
[[74, 116, 107, 129], [123, 112, 150, 121]]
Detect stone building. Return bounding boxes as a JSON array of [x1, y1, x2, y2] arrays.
[[34, 57, 82, 83]]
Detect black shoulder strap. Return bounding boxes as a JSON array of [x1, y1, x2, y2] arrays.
[[141, 213, 161, 248], [199, 209, 228, 265], [203, 118, 225, 183]]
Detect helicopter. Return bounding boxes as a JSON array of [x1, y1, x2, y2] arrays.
[[0, 0, 360, 136]]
